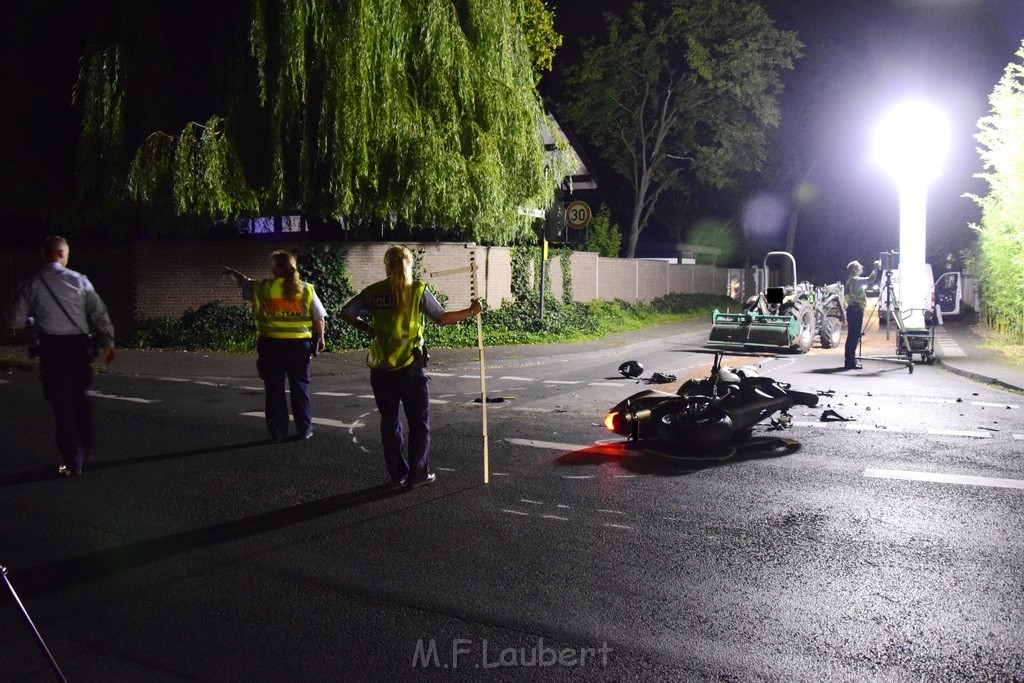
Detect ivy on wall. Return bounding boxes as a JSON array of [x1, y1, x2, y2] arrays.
[[510, 244, 572, 303]]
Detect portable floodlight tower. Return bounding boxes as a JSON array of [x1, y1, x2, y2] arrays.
[[871, 99, 950, 328]]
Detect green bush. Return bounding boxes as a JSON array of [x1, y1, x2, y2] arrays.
[[131, 293, 735, 351], [131, 302, 256, 350]]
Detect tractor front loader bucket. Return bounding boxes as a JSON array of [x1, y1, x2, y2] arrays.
[[709, 309, 798, 349]]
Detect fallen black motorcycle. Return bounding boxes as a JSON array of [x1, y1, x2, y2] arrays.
[[603, 350, 819, 454]]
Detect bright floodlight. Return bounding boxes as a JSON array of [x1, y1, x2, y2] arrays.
[[871, 98, 950, 330], [872, 99, 950, 184]]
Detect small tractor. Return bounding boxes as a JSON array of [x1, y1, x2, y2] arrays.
[[709, 251, 845, 354]]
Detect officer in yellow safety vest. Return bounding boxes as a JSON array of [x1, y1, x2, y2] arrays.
[[843, 258, 880, 370], [341, 246, 481, 489], [223, 251, 326, 442]]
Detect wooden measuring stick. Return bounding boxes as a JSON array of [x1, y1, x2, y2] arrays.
[[429, 253, 489, 484]]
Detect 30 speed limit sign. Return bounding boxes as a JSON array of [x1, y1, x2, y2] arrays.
[[565, 200, 592, 229]]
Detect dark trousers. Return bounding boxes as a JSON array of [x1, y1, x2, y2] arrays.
[[370, 365, 430, 484], [39, 335, 94, 472], [845, 303, 864, 367], [256, 337, 313, 441]]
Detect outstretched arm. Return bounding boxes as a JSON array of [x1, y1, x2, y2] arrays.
[[221, 266, 248, 285], [437, 299, 483, 326]]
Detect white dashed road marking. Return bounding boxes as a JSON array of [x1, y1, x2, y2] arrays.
[[864, 468, 1024, 490], [314, 391, 353, 397], [543, 380, 581, 385], [87, 390, 160, 404], [499, 376, 535, 382], [239, 412, 365, 429]]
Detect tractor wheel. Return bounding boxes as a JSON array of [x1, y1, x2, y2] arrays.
[[819, 315, 842, 349], [789, 300, 816, 354]]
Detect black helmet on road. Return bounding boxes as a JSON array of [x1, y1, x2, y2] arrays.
[[618, 360, 643, 378]]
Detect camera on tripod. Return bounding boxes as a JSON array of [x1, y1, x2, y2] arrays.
[[878, 250, 899, 272]]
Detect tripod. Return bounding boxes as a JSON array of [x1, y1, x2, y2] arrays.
[[2, 565, 68, 682], [851, 270, 917, 374]]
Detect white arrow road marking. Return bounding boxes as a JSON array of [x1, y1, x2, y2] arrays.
[[864, 468, 1024, 490], [87, 390, 160, 404], [240, 412, 365, 429]]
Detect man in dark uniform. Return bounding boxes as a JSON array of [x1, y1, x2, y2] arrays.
[[5, 236, 117, 476]]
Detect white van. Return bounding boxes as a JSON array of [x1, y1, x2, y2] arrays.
[[875, 266, 963, 322]]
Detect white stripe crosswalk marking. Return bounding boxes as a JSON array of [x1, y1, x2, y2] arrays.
[[864, 468, 1024, 490]]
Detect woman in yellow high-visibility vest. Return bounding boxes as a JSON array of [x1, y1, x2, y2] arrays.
[[341, 246, 480, 489], [223, 251, 326, 442]]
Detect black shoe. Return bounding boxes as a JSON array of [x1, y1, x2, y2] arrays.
[[406, 473, 436, 489], [392, 478, 407, 488], [58, 465, 82, 477]]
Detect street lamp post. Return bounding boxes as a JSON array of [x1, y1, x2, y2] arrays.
[[872, 99, 950, 328]]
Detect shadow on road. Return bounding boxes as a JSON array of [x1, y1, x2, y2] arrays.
[[0, 440, 274, 486], [555, 437, 802, 476], [8, 482, 405, 597]]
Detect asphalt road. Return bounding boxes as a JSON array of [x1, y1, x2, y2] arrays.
[[2, 327, 1023, 682]]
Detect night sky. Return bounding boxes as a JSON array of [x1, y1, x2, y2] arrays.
[[2, 1, 1023, 283]]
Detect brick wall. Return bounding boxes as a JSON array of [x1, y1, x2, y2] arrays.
[[2, 241, 741, 341]]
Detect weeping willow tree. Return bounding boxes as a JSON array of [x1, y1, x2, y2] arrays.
[[967, 42, 1024, 342], [75, 0, 568, 243]]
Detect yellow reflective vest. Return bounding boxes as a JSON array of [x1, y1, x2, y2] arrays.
[[366, 281, 427, 370], [252, 279, 315, 339]]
